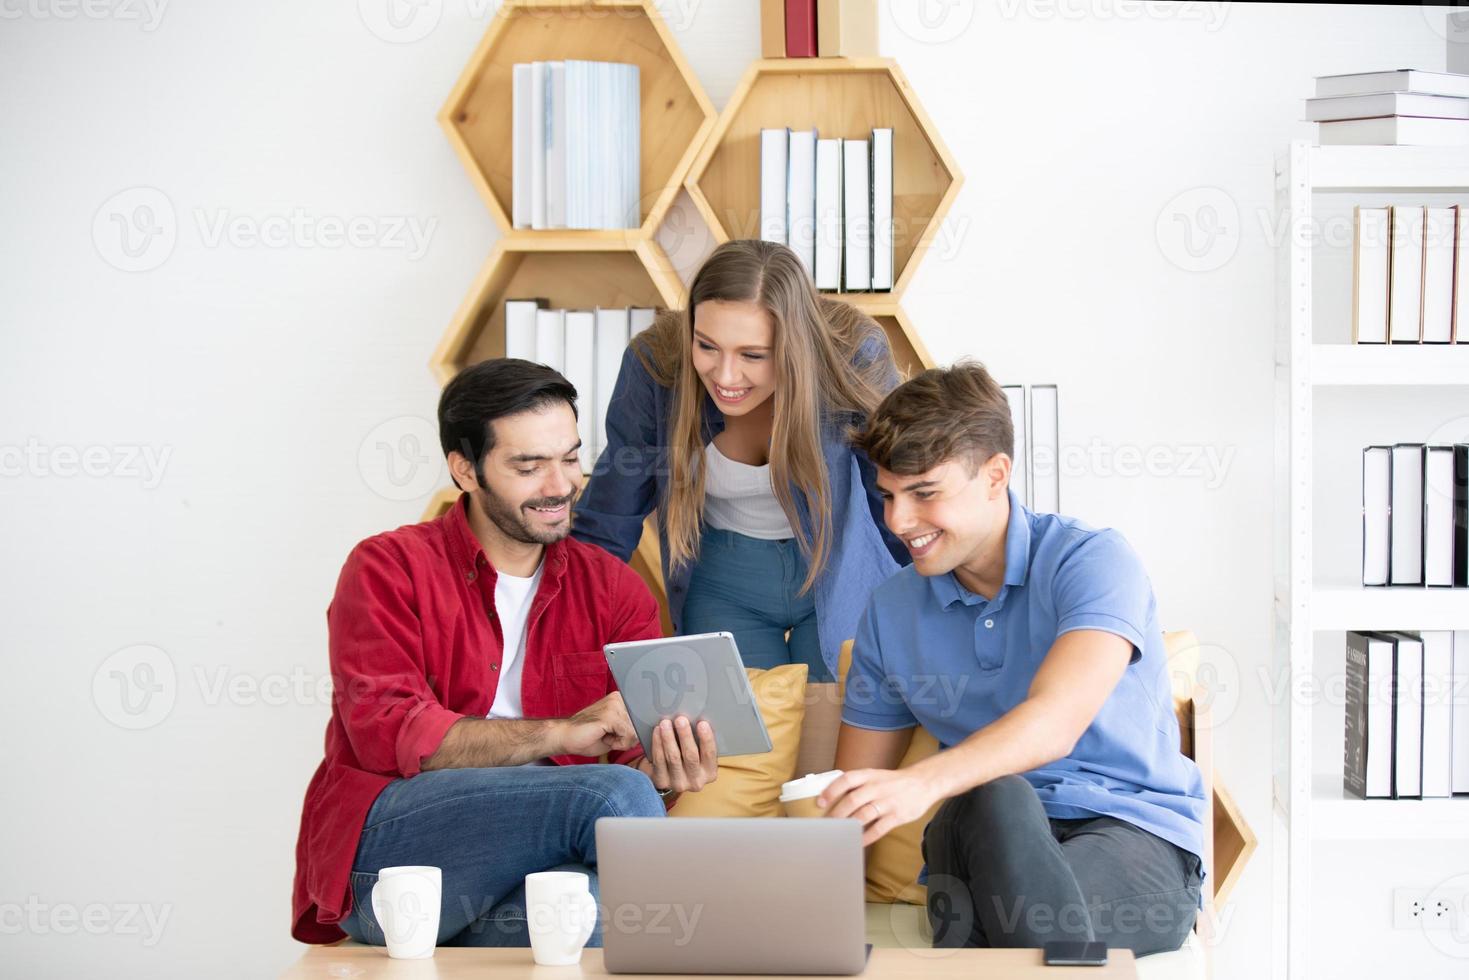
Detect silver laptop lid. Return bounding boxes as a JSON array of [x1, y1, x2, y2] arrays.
[[597, 817, 869, 975]]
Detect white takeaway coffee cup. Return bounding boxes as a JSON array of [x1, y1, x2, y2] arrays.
[[780, 769, 845, 818]]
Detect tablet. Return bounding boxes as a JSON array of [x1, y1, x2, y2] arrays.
[[605, 632, 773, 758]]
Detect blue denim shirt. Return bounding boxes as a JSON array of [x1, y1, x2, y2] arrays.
[[571, 337, 908, 677]]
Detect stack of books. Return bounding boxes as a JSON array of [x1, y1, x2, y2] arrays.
[[1353, 206, 1468, 344], [1310, 70, 1469, 146], [503, 300, 658, 470], [1344, 630, 1469, 800], [1361, 444, 1468, 589], [511, 61, 641, 230], [760, 126, 893, 292]]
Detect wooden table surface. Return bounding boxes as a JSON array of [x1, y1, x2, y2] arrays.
[[283, 945, 1137, 979]]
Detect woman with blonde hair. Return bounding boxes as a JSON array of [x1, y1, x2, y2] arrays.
[[572, 240, 908, 681]]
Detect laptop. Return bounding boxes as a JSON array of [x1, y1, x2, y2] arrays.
[[597, 818, 870, 975]]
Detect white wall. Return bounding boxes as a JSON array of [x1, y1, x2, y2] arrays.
[[0, 2, 1459, 977]]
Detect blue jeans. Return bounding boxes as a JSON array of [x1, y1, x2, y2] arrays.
[[681, 527, 830, 681], [340, 764, 665, 948]]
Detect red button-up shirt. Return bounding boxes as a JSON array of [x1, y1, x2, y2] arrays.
[[290, 494, 661, 943]]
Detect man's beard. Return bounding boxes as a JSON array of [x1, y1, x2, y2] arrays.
[[474, 482, 575, 546]]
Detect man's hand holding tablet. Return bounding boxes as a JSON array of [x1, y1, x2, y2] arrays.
[[634, 716, 720, 796]]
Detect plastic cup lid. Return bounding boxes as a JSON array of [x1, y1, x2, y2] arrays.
[[779, 769, 844, 802]]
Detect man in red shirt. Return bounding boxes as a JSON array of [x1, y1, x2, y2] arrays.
[[291, 359, 719, 948]]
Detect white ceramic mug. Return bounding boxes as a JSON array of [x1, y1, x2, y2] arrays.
[[371, 865, 441, 959], [525, 870, 598, 966]]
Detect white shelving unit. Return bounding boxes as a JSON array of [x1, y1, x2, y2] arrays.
[[1273, 141, 1469, 980]]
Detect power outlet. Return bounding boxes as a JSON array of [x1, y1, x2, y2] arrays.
[[1393, 887, 1467, 930]]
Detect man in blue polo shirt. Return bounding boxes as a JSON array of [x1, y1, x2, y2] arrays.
[[818, 362, 1205, 956]]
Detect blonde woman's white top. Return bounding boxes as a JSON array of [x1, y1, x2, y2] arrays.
[[702, 441, 795, 540]]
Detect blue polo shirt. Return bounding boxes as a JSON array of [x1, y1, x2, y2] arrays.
[[842, 490, 1206, 863]]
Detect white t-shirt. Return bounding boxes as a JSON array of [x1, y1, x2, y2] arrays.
[[488, 559, 545, 720]]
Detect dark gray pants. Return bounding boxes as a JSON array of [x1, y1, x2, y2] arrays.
[[922, 775, 1202, 955]]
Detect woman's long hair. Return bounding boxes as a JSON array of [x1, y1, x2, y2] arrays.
[[635, 239, 895, 594]]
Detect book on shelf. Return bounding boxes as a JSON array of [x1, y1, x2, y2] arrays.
[[760, 128, 789, 245], [760, 0, 785, 58], [814, 137, 843, 291], [535, 308, 567, 377], [871, 128, 894, 291], [564, 310, 596, 472], [1388, 631, 1425, 799], [1458, 207, 1469, 344], [1457, 445, 1469, 589], [1423, 207, 1457, 344], [1426, 446, 1456, 588], [1362, 445, 1391, 587], [593, 307, 631, 464], [513, 60, 640, 230], [1389, 206, 1425, 343], [1306, 92, 1469, 122], [1029, 385, 1060, 514], [1421, 630, 1455, 797], [1002, 385, 1029, 509], [1316, 69, 1469, 99], [1344, 630, 1394, 799], [1351, 207, 1390, 344], [787, 128, 818, 276], [1455, 629, 1469, 794], [816, 0, 877, 57], [1319, 116, 1469, 146], [1390, 443, 1426, 586], [505, 298, 547, 362], [784, 0, 817, 57], [841, 137, 871, 291]]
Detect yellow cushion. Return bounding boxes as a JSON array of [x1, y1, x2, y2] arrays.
[[668, 664, 809, 819], [862, 727, 941, 904]]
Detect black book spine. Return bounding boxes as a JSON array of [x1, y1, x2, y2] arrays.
[[1344, 632, 1370, 799], [1455, 445, 1468, 589]]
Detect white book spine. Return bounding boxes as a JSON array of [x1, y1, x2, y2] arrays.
[[1389, 205, 1425, 342], [623, 64, 641, 229], [814, 138, 842, 291], [1423, 207, 1456, 343], [760, 128, 789, 244], [546, 62, 567, 229], [535, 308, 566, 377], [1352, 207, 1389, 344], [595, 307, 633, 462], [1427, 447, 1456, 587], [530, 62, 547, 230], [1362, 447, 1391, 586], [512, 64, 533, 229], [564, 311, 596, 472], [1456, 207, 1468, 343], [1454, 630, 1469, 794], [1394, 634, 1425, 799], [1029, 385, 1060, 514], [871, 128, 894, 291], [629, 307, 657, 336], [842, 138, 871, 291], [1422, 631, 1455, 798], [1390, 444, 1425, 585], [1003, 385, 1029, 508], [787, 128, 818, 277], [504, 300, 542, 362]]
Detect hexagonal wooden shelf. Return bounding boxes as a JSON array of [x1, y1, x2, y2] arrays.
[[686, 58, 962, 298], [862, 299, 934, 379], [429, 235, 683, 385], [439, 0, 716, 239]]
